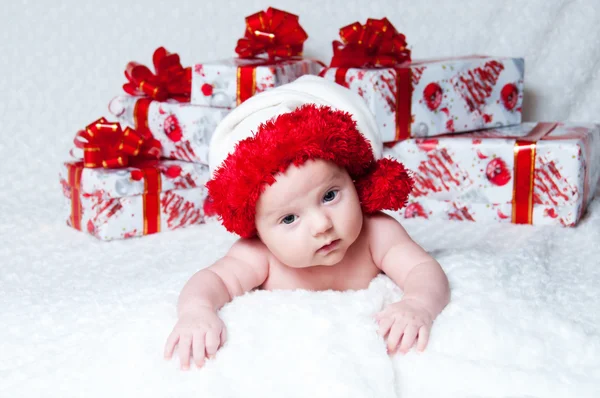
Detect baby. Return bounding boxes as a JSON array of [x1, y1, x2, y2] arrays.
[[164, 76, 450, 370]]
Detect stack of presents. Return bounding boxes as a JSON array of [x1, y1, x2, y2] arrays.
[[59, 8, 600, 241]]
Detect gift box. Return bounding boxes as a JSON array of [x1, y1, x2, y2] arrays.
[[191, 7, 323, 108], [59, 159, 212, 240], [319, 18, 524, 143], [385, 122, 600, 226], [121, 10, 323, 111], [108, 95, 229, 164], [191, 57, 323, 108], [60, 118, 213, 240]]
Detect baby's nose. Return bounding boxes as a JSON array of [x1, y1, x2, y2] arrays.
[[311, 211, 333, 236]]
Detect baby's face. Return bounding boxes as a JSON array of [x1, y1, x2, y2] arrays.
[[255, 159, 363, 268]]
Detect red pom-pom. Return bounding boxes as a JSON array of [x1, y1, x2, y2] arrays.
[[355, 158, 414, 213]]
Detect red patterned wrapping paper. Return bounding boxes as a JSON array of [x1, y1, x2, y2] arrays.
[[191, 57, 323, 108], [109, 95, 229, 164], [59, 160, 212, 240], [321, 55, 524, 143], [385, 122, 600, 226]]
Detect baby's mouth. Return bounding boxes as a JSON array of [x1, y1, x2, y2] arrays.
[[317, 239, 341, 254]]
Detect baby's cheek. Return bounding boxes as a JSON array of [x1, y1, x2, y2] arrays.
[[273, 234, 309, 267], [342, 201, 363, 240]]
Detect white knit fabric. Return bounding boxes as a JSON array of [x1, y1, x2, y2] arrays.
[[208, 75, 383, 174]]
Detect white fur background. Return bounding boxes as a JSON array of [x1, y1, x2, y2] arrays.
[[2, 0, 600, 397]]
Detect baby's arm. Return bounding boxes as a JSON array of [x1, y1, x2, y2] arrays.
[[368, 213, 450, 354], [164, 238, 270, 369]]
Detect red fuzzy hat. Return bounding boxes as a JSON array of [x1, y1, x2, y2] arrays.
[[206, 76, 413, 238]]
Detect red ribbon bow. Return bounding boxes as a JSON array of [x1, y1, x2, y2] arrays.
[[235, 8, 308, 60], [330, 18, 411, 68], [123, 47, 192, 102], [73, 118, 162, 169]]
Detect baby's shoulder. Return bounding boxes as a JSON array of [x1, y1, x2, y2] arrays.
[[227, 237, 272, 266], [363, 211, 405, 235], [362, 212, 412, 257]]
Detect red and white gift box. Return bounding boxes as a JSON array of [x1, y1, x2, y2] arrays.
[[59, 159, 212, 240], [191, 8, 323, 108], [319, 17, 523, 143], [108, 95, 229, 164], [191, 57, 323, 108], [322, 55, 524, 143], [385, 122, 600, 227]]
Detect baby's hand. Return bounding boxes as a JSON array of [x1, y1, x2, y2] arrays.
[[164, 307, 227, 370], [375, 298, 433, 355]]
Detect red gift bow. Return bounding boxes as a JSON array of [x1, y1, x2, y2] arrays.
[[330, 17, 411, 68], [235, 7, 308, 60], [73, 118, 162, 168], [123, 47, 192, 102]]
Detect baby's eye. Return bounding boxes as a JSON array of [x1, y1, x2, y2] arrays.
[[281, 215, 297, 224], [323, 189, 338, 203]]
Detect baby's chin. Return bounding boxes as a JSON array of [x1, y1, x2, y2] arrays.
[[279, 252, 345, 268], [311, 249, 347, 267]]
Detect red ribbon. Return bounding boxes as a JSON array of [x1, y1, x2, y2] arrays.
[[511, 123, 559, 224], [73, 118, 162, 169], [325, 18, 412, 142], [66, 163, 83, 231], [330, 18, 411, 68], [123, 47, 192, 102], [132, 98, 153, 140], [140, 164, 161, 235], [235, 8, 308, 60]]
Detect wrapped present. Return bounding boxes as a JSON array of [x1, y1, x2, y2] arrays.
[[108, 95, 229, 164], [385, 122, 600, 226], [191, 57, 323, 108], [319, 18, 524, 143], [60, 118, 211, 240], [59, 159, 211, 240], [191, 7, 324, 108]]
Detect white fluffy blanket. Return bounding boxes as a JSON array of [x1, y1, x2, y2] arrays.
[[2, 195, 600, 397]]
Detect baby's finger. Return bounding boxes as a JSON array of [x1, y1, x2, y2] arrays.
[[205, 329, 221, 358], [377, 317, 394, 337], [387, 319, 407, 353], [399, 324, 419, 354], [219, 326, 227, 348], [164, 331, 179, 359], [178, 335, 193, 370], [416, 326, 430, 352], [192, 331, 207, 368]]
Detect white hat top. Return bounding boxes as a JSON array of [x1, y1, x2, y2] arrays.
[[208, 75, 382, 174]]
